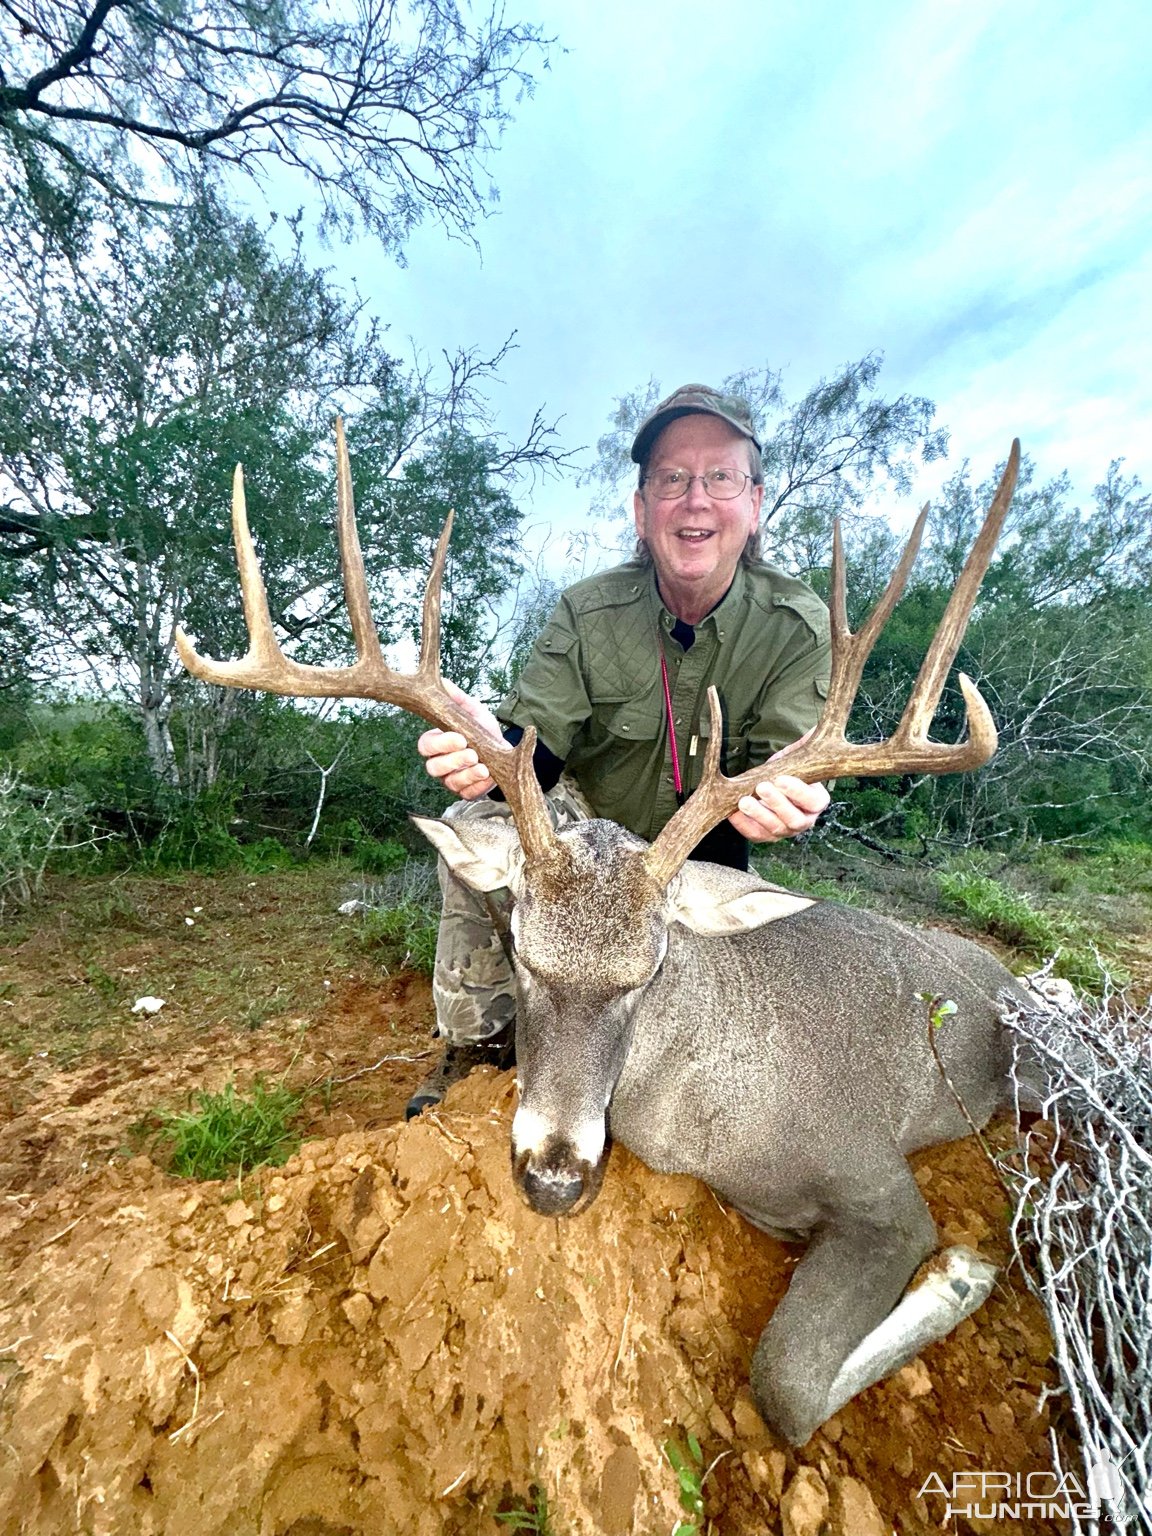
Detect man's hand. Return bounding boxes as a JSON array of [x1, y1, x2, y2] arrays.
[[728, 775, 829, 843], [726, 731, 830, 843], [417, 680, 501, 800]]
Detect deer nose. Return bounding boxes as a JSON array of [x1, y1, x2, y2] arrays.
[[521, 1161, 585, 1215]]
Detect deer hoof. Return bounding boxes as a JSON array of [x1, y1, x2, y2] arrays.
[[912, 1245, 997, 1317]]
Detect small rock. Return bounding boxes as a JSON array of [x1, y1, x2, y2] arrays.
[[781, 1467, 829, 1536], [831, 1476, 887, 1536], [731, 1387, 771, 1444], [271, 1293, 313, 1346], [895, 1359, 933, 1398], [766, 1449, 788, 1501], [893, 1445, 914, 1478], [342, 1292, 374, 1333], [224, 1199, 253, 1228]]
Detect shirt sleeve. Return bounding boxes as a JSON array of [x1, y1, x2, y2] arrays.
[[494, 594, 592, 761]]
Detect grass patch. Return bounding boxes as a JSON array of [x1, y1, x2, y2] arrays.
[[752, 852, 864, 905], [344, 860, 441, 976], [1031, 838, 1152, 898], [935, 865, 1111, 990], [494, 1488, 555, 1534], [157, 1077, 303, 1180], [354, 901, 439, 974]]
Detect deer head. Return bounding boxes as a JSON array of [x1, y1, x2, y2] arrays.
[[177, 423, 1020, 1217]]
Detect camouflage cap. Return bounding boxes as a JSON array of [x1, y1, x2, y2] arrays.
[[630, 383, 761, 464]]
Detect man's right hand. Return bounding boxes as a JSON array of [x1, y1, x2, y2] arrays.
[[417, 680, 501, 799]]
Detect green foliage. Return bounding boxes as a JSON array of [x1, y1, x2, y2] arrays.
[[1033, 838, 1152, 897], [158, 1078, 302, 1180], [354, 900, 440, 976], [329, 822, 408, 876], [752, 851, 863, 905], [664, 1434, 706, 1534], [495, 1487, 555, 1534], [12, 704, 155, 817], [0, 0, 548, 247], [935, 865, 1108, 990], [1, 191, 545, 800]]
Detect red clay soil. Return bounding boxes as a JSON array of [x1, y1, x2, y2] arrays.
[[0, 1061, 1068, 1536]]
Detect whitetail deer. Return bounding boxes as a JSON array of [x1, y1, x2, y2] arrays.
[[178, 426, 1036, 1446]]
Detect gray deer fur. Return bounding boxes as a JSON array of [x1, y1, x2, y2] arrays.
[[417, 811, 1038, 1447]]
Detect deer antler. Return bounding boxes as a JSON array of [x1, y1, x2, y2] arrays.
[[645, 440, 1021, 887], [175, 419, 559, 864]]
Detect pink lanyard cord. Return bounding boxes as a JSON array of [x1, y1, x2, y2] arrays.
[[659, 649, 683, 799]]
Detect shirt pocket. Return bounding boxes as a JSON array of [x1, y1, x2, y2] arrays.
[[599, 691, 664, 742]]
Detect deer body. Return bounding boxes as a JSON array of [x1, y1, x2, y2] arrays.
[[417, 811, 1031, 1446]]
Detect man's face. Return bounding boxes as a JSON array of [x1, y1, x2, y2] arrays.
[[632, 415, 763, 610]]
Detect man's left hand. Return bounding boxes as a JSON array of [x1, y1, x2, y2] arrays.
[[728, 774, 830, 843]]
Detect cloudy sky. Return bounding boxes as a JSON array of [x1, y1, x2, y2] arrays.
[[295, 0, 1151, 540]]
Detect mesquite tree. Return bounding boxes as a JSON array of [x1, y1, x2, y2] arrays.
[[0, 0, 549, 246]]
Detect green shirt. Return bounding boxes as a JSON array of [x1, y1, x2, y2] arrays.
[[496, 559, 831, 843]]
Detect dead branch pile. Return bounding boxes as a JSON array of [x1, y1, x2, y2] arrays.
[[1004, 987, 1152, 1535]]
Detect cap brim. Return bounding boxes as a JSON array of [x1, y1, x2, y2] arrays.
[[631, 405, 759, 464]]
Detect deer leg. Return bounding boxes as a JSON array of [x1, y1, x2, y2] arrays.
[[750, 1166, 991, 1446], [822, 1244, 996, 1417]]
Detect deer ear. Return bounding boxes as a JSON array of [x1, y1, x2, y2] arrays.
[[666, 864, 814, 936], [411, 814, 525, 894]]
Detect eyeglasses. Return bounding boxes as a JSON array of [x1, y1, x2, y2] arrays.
[[642, 467, 754, 500]]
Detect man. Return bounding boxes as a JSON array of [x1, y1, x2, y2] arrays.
[[407, 384, 832, 1117]]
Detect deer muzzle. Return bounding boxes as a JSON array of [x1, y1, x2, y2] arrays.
[[511, 1105, 608, 1217]]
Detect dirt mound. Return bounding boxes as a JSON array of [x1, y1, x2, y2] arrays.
[[0, 1071, 1062, 1536]]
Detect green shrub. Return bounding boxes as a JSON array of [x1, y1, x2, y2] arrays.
[[0, 770, 95, 914], [238, 836, 297, 873], [335, 822, 408, 876], [158, 1078, 302, 1180]]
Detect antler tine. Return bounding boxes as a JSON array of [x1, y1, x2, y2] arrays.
[[644, 443, 1020, 888], [819, 502, 930, 732], [176, 462, 299, 690], [894, 439, 1020, 746], [334, 416, 386, 668]]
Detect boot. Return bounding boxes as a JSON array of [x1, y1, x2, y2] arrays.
[[405, 1030, 515, 1120]]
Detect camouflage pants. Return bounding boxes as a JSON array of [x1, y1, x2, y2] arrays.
[[432, 777, 594, 1044]]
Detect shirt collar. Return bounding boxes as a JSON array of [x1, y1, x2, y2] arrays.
[[648, 560, 748, 634]]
